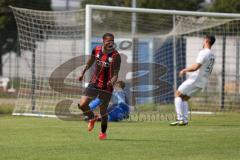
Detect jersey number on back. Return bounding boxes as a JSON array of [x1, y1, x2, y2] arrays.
[[206, 58, 214, 74]]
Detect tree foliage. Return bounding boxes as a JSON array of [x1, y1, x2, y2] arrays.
[[208, 0, 240, 13], [82, 0, 204, 10], [0, 0, 51, 76]]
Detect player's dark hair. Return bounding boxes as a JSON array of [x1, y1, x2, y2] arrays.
[[115, 81, 125, 89], [205, 35, 215, 46], [102, 33, 114, 39]]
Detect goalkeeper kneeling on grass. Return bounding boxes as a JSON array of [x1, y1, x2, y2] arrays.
[[108, 81, 129, 122]]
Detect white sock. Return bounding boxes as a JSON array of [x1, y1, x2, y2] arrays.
[[174, 97, 183, 121], [182, 101, 189, 123]]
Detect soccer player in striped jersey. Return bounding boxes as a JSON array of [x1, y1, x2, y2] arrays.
[[170, 35, 216, 126], [78, 33, 121, 139]]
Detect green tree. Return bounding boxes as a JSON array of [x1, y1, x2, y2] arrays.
[[207, 0, 240, 13], [0, 0, 51, 76], [82, 0, 204, 10]]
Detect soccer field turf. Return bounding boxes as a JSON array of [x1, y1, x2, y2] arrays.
[[0, 113, 239, 160]]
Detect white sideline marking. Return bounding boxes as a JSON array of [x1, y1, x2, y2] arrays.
[[12, 113, 57, 118], [190, 111, 214, 115]]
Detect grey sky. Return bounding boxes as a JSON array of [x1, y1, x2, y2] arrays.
[[51, 0, 82, 10]]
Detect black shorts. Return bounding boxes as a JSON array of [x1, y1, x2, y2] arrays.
[[83, 83, 112, 104]]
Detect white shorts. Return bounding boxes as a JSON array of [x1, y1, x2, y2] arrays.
[[177, 79, 202, 97]]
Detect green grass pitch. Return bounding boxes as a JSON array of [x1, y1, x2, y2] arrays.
[[0, 113, 240, 160]]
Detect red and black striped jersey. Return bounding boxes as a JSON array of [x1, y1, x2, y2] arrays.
[[90, 45, 121, 93]]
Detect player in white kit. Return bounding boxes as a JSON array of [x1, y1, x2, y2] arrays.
[[170, 35, 216, 126]]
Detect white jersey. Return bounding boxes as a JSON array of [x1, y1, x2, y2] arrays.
[[188, 48, 215, 88]]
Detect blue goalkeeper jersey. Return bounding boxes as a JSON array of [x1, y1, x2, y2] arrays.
[[112, 90, 128, 105]]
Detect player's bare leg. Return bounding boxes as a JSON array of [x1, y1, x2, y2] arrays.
[[78, 96, 94, 119], [78, 96, 97, 131]]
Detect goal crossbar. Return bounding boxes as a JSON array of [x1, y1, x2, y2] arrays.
[[86, 4, 240, 18]]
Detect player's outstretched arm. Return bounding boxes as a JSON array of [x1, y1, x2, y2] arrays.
[[108, 54, 121, 86], [179, 63, 202, 77], [78, 55, 95, 81]]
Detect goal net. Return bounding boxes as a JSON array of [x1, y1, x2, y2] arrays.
[[11, 5, 240, 120]]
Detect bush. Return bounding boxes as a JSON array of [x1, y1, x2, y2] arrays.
[[0, 104, 14, 114]]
